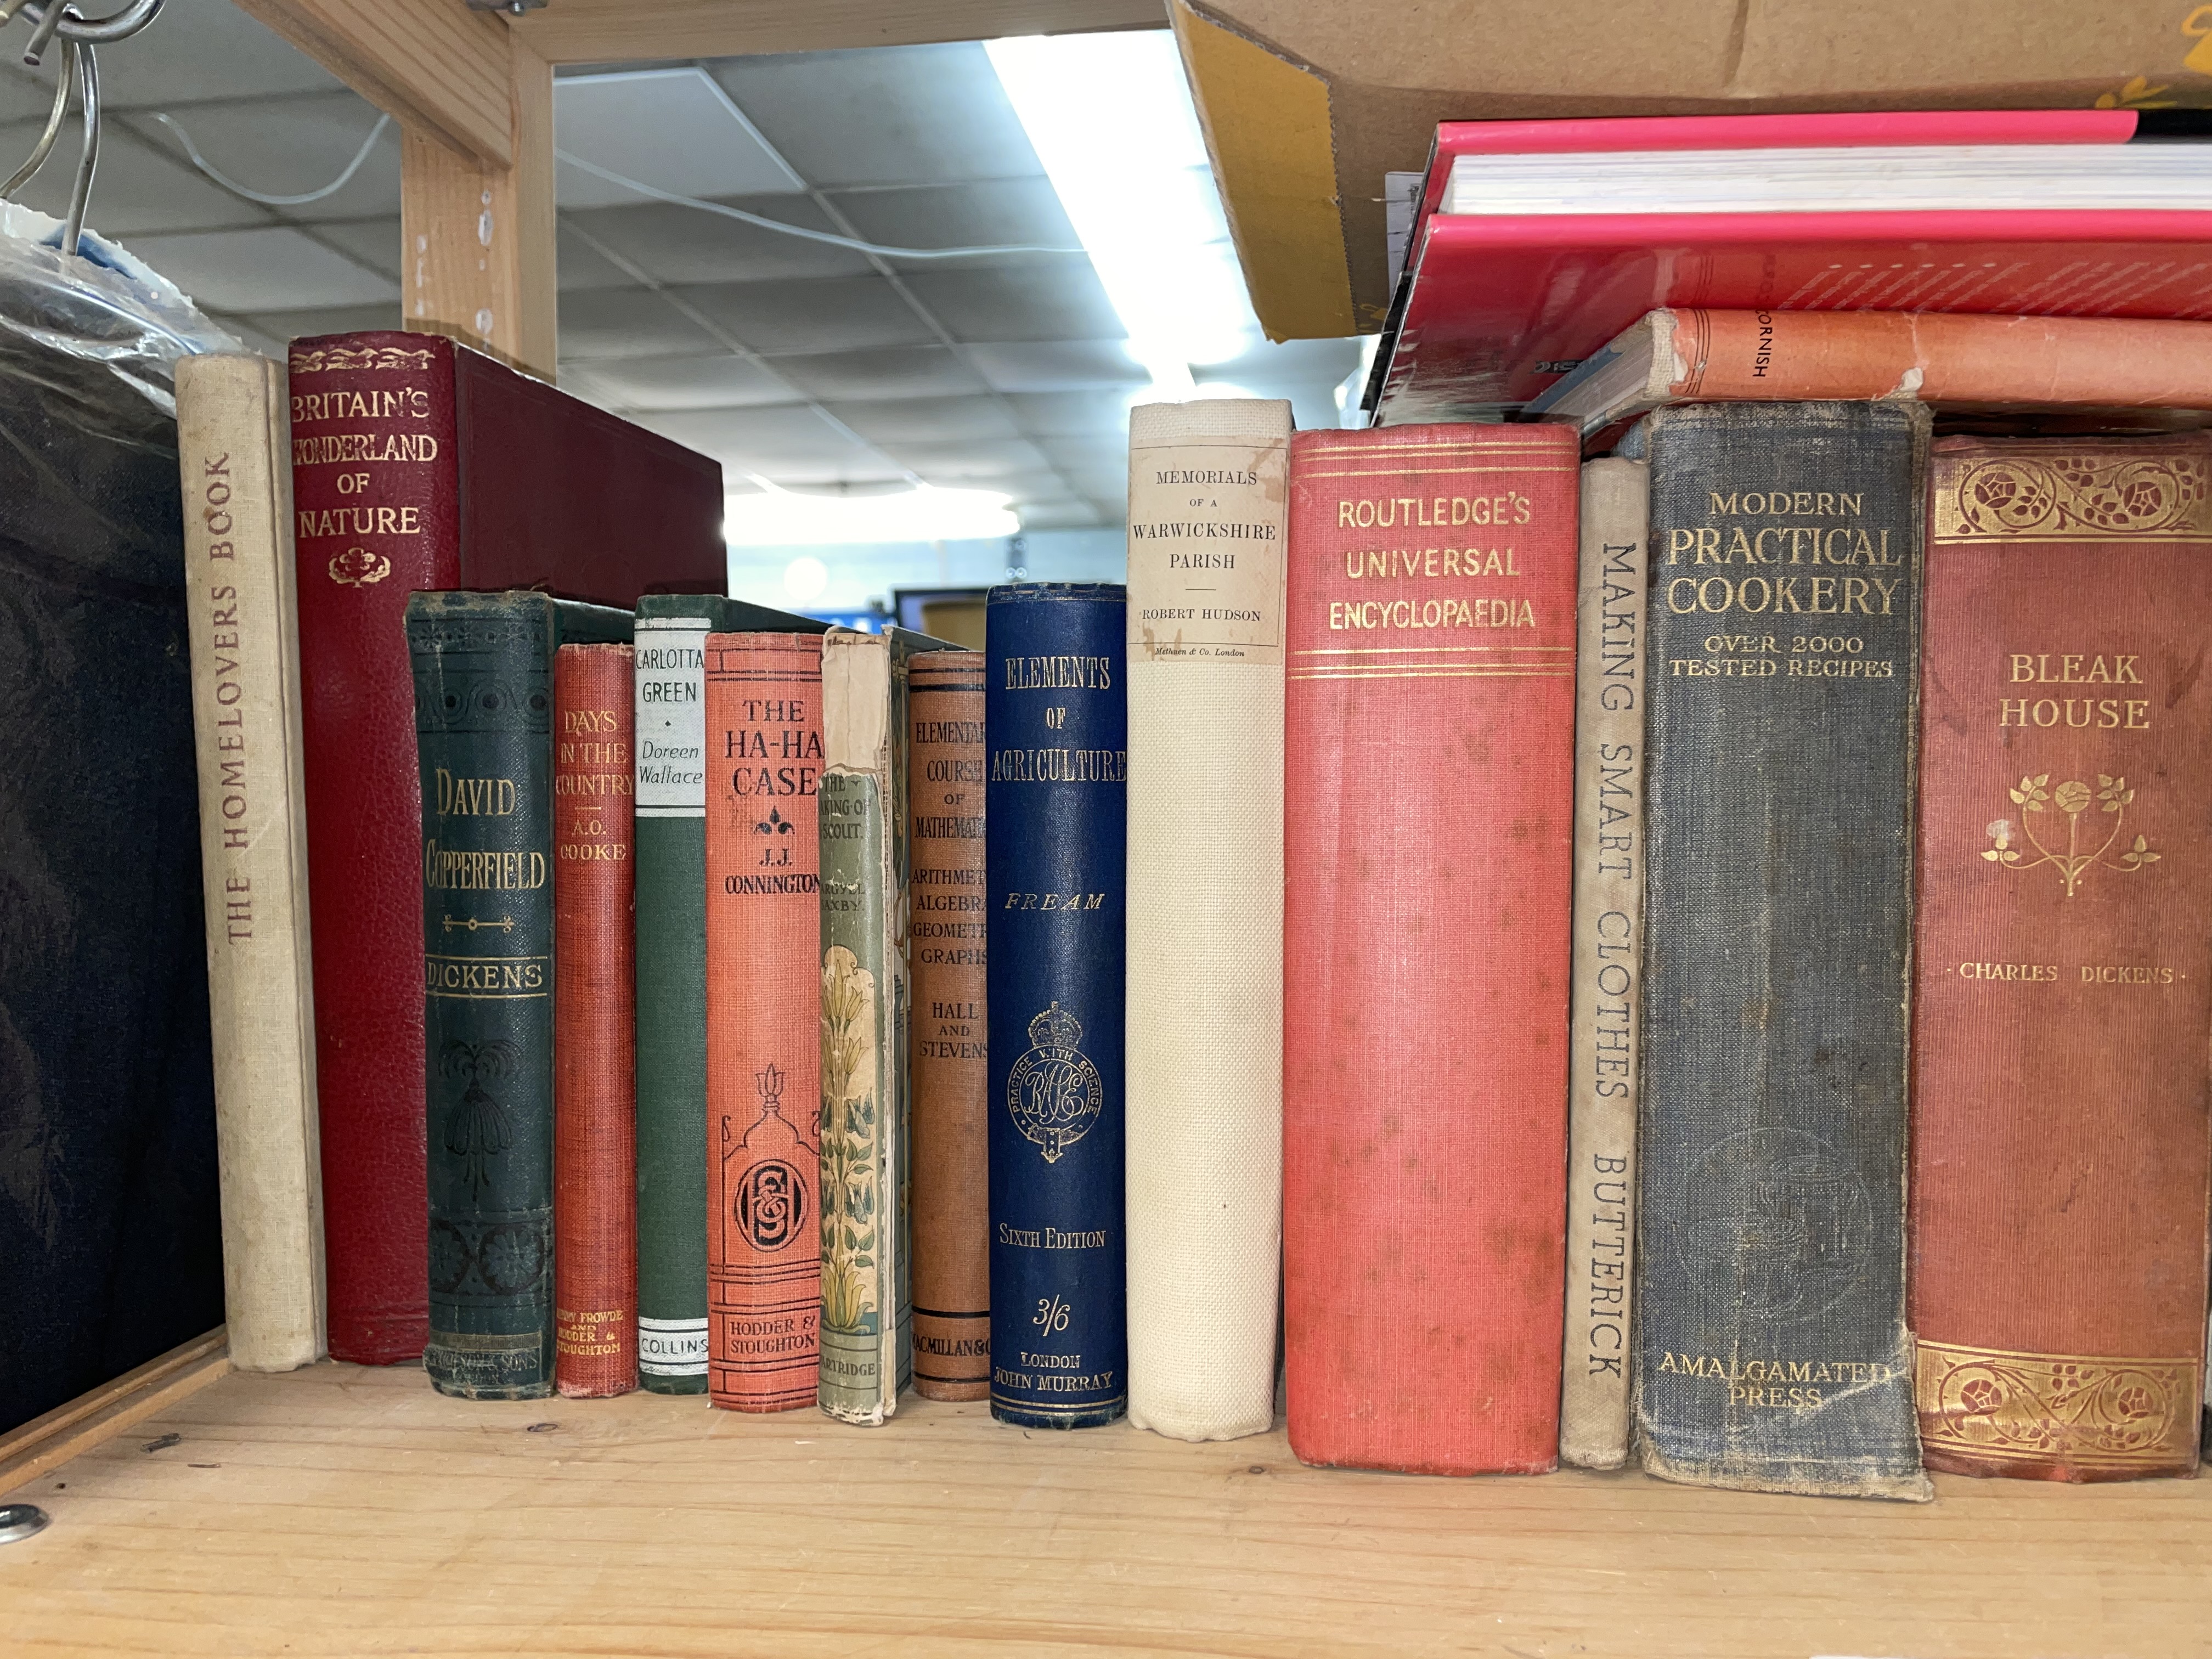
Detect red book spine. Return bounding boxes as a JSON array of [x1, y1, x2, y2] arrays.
[[1910, 435, 2212, 1480], [288, 330, 461, 1364], [554, 644, 639, 1398], [1282, 423, 1580, 1474], [705, 635, 823, 1411]]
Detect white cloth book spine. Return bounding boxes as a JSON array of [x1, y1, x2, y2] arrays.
[[176, 353, 326, 1372], [1125, 397, 1291, 1441]]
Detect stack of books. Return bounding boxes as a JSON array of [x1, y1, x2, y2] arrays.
[[177, 100, 2212, 1499]]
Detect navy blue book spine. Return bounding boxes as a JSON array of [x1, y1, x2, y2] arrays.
[[985, 583, 1128, 1428]]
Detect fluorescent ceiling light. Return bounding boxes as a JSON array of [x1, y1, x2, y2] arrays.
[[986, 32, 1259, 397], [725, 484, 1020, 547]]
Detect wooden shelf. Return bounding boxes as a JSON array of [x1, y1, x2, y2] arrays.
[[2, 1360, 2207, 1656]]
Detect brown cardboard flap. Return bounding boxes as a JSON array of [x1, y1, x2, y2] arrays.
[[1181, 0, 2212, 337]]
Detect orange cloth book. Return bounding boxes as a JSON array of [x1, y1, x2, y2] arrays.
[[704, 634, 823, 1411], [552, 644, 638, 1398]]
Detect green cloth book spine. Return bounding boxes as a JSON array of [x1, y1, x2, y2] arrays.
[[408, 589, 630, 1400], [633, 595, 826, 1393]]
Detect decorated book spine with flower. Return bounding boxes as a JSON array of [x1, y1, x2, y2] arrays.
[[1909, 433, 2212, 1482], [552, 643, 638, 1399], [291, 332, 462, 1366], [704, 634, 824, 1412], [985, 585, 1128, 1429], [1634, 402, 1930, 1500], [817, 628, 919, 1425], [1282, 424, 1578, 1476]]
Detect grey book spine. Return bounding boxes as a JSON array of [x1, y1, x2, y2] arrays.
[[1633, 402, 1931, 1501]]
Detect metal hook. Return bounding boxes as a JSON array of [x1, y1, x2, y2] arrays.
[[0, 0, 159, 257], [0, 35, 70, 199]]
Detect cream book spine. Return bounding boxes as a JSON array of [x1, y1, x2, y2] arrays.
[[1125, 397, 1291, 1442], [175, 353, 325, 1372], [1560, 455, 1648, 1468]]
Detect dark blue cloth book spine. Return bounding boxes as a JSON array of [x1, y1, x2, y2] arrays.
[[985, 583, 1127, 1428], [408, 590, 628, 1400]]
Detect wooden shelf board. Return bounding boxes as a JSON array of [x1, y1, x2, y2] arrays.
[[1, 1361, 2206, 1657]]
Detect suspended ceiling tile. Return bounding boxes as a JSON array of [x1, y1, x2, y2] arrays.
[[559, 198, 873, 285], [709, 43, 1041, 189], [676, 276, 936, 357], [770, 344, 988, 403], [877, 437, 1052, 482], [1002, 390, 1141, 438], [825, 396, 1022, 445], [234, 304, 404, 349], [304, 217, 400, 280], [129, 225, 398, 313], [966, 340, 1146, 394], [48, 0, 347, 106], [553, 67, 805, 211], [900, 264, 1122, 346], [0, 66, 60, 121], [0, 117, 263, 236], [557, 286, 726, 362], [129, 93, 401, 224], [555, 221, 647, 292], [565, 353, 797, 413], [637, 404, 901, 488], [1203, 336, 1366, 383], [826, 178, 1078, 270]]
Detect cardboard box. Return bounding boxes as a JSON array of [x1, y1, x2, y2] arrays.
[[1172, 0, 2212, 340]]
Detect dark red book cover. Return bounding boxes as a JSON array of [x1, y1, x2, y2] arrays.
[[288, 331, 721, 1363], [1282, 424, 1579, 1474], [554, 644, 639, 1398], [704, 634, 822, 1412], [1910, 433, 2212, 1481]]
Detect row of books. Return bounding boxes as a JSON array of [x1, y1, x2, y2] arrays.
[[176, 323, 2211, 1497]]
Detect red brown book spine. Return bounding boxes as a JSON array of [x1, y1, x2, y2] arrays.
[[554, 644, 639, 1398], [287, 330, 725, 1365], [289, 334, 462, 1363], [1910, 433, 2212, 1481], [906, 650, 990, 1401], [1282, 423, 1579, 1474], [705, 634, 823, 1411]]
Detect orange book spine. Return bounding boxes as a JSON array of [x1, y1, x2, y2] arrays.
[[552, 644, 639, 1398], [1668, 310, 2212, 408], [705, 634, 823, 1411]]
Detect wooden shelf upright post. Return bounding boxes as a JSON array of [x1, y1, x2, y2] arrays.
[[228, 0, 559, 380]]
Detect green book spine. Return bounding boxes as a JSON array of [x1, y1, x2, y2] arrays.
[[409, 591, 560, 1400], [633, 605, 715, 1392]]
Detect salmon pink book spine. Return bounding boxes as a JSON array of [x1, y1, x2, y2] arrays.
[[1282, 423, 1580, 1474], [704, 634, 823, 1412]]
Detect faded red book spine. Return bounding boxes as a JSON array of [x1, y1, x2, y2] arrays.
[[554, 644, 639, 1398], [1910, 434, 2212, 1481], [1282, 423, 1579, 1474], [705, 634, 823, 1411], [289, 332, 461, 1363]]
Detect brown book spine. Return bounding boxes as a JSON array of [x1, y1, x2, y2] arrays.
[[1666, 310, 2212, 409], [706, 634, 823, 1411], [553, 644, 639, 1398], [1910, 433, 2212, 1481], [906, 651, 989, 1400]]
